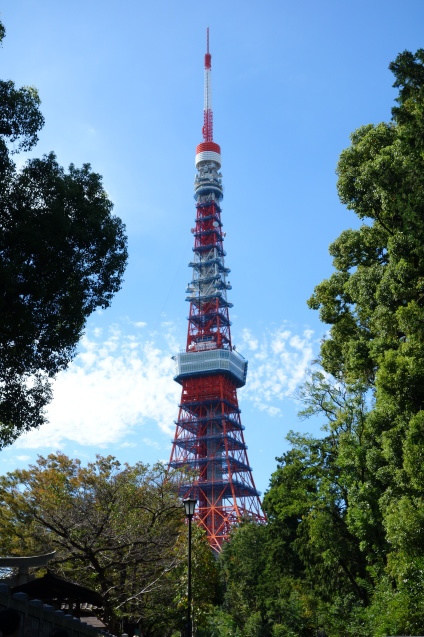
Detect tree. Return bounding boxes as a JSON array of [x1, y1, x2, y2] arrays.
[[217, 49, 424, 637], [0, 453, 191, 634], [219, 521, 270, 633], [218, 514, 316, 637], [218, 377, 382, 636], [0, 21, 127, 446], [305, 48, 424, 634], [171, 523, 222, 636]]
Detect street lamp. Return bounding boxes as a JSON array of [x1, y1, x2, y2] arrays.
[[183, 498, 197, 637]]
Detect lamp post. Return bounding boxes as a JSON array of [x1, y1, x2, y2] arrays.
[[183, 498, 197, 637]]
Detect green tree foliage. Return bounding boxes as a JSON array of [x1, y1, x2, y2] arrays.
[[216, 377, 379, 635], [0, 453, 219, 636], [306, 48, 424, 634], [0, 21, 127, 446], [217, 49, 424, 636], [173, 523, 222, 635], [218, 517, 316, 637]]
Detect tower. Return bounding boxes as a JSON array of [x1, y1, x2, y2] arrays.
[[169, 30, 266, 553]]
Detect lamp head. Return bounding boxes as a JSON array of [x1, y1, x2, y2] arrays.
[[183, 498, 197, 517]]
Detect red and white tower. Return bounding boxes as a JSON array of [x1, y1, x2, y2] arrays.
[[169, 30, 266, 553]]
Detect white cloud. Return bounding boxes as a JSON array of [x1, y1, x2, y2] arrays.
[[239, 324, 315, 415], [15, 455, 31, 462], [240, 328, 259, 351], [15, 322, 181, 450], [12, 319, 316, 452], [141, 438, 161, 449]]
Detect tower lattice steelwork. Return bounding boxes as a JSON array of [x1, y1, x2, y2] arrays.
[[169, 30, 265, 553]]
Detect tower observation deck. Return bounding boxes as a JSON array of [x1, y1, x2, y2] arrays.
[[169, 30, 266, 552]]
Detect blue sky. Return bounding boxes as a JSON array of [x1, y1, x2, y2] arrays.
[[1, 0, 424, 495]]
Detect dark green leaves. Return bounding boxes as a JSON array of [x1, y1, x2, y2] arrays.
[[0, 81, 44, 152], [220, 47, 424, 636], [0, 23, 128, 446]]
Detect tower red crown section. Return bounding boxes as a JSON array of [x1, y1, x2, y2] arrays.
[[169, 30, 265, 553]]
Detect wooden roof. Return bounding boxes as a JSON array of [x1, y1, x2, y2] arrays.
[[11, 571, 103, 607]]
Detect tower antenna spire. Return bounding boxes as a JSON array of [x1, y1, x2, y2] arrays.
[[203, 27, 213, 142]]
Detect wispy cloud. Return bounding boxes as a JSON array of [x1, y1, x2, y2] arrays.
[[15, 322, 181, 449], [239, 324, 315, 416], [13, 320, 316, 452]]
